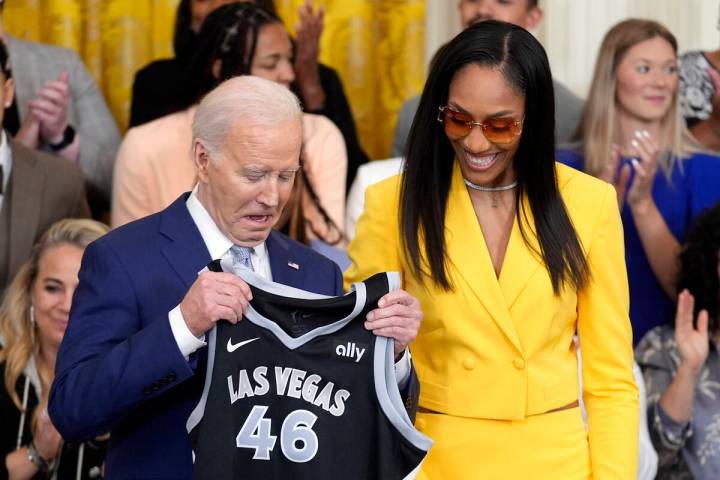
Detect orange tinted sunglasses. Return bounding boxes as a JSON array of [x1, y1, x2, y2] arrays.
[[437, 106, 523, 144]]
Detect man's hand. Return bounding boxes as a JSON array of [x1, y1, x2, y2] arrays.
[[364, 289, 422, 359], [28, 71, 70, 145], [180, 271, 253, 338], [14, 111, 41, 149]]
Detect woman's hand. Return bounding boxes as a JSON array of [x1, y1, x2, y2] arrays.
[[674, 289, 709, 377], [599, 143, 631, 209], [31, 403, 62, 462], [626, 130, 660, 210], [293, 0, 326, 110]]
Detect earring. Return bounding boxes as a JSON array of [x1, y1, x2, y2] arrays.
[[29, 305, 35, 325]]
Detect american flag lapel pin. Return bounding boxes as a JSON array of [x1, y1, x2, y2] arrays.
[[288, 261, 300, 270]]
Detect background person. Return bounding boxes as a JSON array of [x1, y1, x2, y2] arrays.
[[113, 3, 347, 251], [0, 0, 119, 217], [130, 0, 368, 190], [0, 218, 109, 480], [346, 20, 638, 478], [635, 202, 720, 479], [0, 38, 89, 294], [391, 0, 583, 158], [556, 19, 720, 343]]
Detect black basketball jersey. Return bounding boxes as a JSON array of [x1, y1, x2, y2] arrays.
[[186, 262, 431, 480]]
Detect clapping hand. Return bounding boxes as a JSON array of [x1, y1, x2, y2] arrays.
[[599, 143, 632, 209], [625, 130, 660, 209], [674, 289, 709, 377], [28, 71, 70, 146]]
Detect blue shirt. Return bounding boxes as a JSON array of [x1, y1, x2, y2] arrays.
[[555, 149, 720, 344]]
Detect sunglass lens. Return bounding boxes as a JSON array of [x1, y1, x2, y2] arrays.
[[484, 119, 517, 144], [443, 110, 471, 137]]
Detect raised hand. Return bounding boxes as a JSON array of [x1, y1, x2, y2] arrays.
[[674, 289, 709, 377], [294, 0, 326, 110]]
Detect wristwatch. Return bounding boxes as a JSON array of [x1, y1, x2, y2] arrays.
[[48, 125, 76, 151], [27, 441, 51, 473]]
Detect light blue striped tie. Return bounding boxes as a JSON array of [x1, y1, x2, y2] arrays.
[[229, 245, 253, 270]]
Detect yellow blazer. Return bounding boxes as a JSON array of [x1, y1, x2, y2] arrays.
[[345, 162, 639, 478]]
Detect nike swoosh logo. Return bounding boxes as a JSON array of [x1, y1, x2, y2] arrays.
[[226, 337, 260, 353]]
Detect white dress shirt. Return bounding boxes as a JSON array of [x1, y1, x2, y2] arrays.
[[0, 131, 13, 213], [168, 187, 411, 384]]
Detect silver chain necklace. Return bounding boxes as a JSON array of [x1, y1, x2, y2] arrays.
[[463, 178, 518, 192], [464, 178, 518, 208]]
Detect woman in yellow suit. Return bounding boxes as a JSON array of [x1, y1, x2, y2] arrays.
[[345, 21, 638, 479]]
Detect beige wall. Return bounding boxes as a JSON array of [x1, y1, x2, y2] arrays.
[[426, 0, 720, 98]]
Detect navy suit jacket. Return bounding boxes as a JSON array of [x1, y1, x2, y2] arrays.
[[49, 195, 349, 479]]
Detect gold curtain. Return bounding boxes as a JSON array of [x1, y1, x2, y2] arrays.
[[4, 0, 425, 158], [277, 0, 425, 158], [4, 0, 178, 131]]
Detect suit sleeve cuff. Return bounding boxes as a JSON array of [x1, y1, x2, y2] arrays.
[[169, 305, 206, 358], [394, 348, 411, 389]]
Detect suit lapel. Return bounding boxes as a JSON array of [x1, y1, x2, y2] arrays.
[[7, 141, 43, 280], [498, 198, 543, 310], [445, 163, 522, 352], [158, 194, 212, 289], [266, 231, 304, 288]]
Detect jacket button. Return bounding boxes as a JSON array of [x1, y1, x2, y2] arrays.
[[415, 418, 426, 431], [513, 357, 526, 369], [462, 358, 476, 370]]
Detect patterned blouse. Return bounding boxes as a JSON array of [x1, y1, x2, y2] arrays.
[[679, 51, 717, 124], [636, 325, 720, 479]]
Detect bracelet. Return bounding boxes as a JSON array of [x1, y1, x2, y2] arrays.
[[47, 125, 76, 151], [27, 441, 51, 473]]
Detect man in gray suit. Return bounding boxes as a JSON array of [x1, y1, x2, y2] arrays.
[[0, 0, 119, 214], [391, 0, 584, 158], [0, 34, 89, 291]]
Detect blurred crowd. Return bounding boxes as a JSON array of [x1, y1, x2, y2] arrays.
[[1, 1, 720, 479]]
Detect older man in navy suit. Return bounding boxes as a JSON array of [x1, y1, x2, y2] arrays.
[[49, 76, 421, 479]]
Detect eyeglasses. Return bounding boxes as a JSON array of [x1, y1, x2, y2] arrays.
[[437, 106, 523, 144]]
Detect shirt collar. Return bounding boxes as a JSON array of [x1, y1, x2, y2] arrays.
[[185, 184, 267, 261], [0, 131, 12, 194]]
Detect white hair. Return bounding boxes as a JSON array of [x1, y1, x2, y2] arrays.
[[192, 76, 302, 161]]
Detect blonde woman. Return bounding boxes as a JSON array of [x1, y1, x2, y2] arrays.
[[0, 219, 109, 480], [557, 19, 720, 344]]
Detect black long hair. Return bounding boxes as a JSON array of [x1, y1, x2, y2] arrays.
[[173, 0, 278, 58], [401, 20, 589, 294], [179, 2, 280, 109], [676, 203, 720, 332]]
